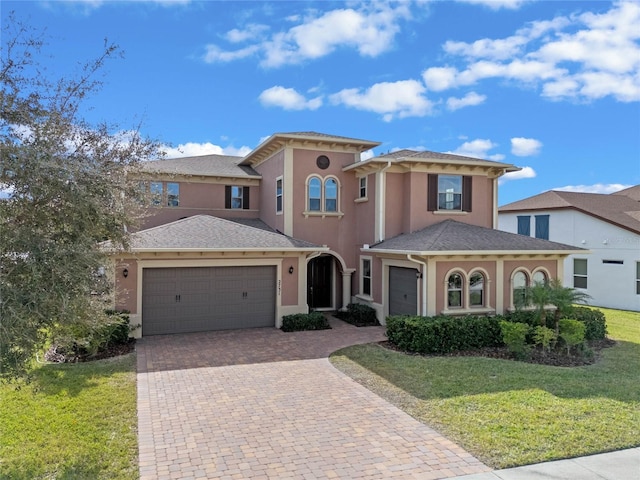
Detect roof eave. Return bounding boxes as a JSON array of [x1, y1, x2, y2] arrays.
[[362, 248, 589, 256], [131, 246, 330, 253]]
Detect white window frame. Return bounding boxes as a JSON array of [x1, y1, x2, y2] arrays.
[[276, 176, 283, 214], [360, 256, 373, 298], [304, 174, 343, 217], [574, 258, 588, 289]]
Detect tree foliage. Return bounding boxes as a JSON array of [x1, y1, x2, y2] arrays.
[[0, 15, 160, 379]]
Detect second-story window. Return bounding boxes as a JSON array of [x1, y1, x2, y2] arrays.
[[150, 181, 163, 206], [325, 178, 337, 212], [308, 177, 322, 211], [359, 176, 367, 198], [276, 177, 283, 213], [167, 183, 179, 207], [427, 174, 472, 212], [225, 185, 250, 210]]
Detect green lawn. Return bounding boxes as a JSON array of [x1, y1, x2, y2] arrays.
[[330, 307, 640, 468], [0, 354, 138, 480]]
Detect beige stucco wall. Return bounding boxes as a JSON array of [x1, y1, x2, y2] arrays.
[[114, 258, 139, 314], [255, 149, 285, 233]]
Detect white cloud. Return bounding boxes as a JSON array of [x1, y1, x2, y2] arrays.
[[511, 137, 542, 156], [426, 2, 640, 103], [258, 86, 322, 111], [456, 0, 529, 10], [446, 91, 486, 111], [554, 183, 633, 194], [202, 3, 413, 68], [329, 80, 433, 121], [447, 138, 505, 161], [360, 149, 376, 161], [499, 166, 536, 184], [162, 142, 251, 159]]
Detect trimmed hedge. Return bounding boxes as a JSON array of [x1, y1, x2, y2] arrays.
[[337, 303, 380, 326], [505, 307, 607, 340], [386, 314, 503, 355], [281, 312, 331, 332]]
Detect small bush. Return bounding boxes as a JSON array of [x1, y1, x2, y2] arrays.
[[281, 312, 331, 332], [566, 306, 607, 340], [500, 321, 531, 359], [533, 325, 557, 353], [558, 319, 586, 355], [505, 310, 540, 327], [339, 303, 380, 326], [386, 315, 503, 355]]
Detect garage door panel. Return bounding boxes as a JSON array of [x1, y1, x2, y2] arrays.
[[389, 266, 418, 316], [142, 266, 276, 335]]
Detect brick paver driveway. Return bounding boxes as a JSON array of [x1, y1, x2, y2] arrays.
[[136, 317, 490, 480]]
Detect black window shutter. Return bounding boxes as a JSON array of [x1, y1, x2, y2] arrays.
[[462, 176, 472, 212], [427, 174, 438, 211], [225, 186, 231, 209], [243, 187, 250, 210]]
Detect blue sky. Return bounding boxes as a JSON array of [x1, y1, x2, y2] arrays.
[[3, 0, 639, 205]]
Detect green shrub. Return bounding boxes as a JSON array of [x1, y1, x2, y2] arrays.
[[340, 303, 379, 326], [558, 319, 586, 354], [533, 325, 557, 353], [505, 310, 539, 327], [566, 306, 607, 340], [500, 321, 531, 359], [281, 312, 331, 332], [386, 315, 503, 354]]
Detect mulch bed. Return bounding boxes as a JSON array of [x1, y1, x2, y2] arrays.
[[44, 339, 136, 363], [379, 338, 617, 367]]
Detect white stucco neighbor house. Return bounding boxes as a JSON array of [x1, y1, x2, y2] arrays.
[[498, 185, 640, 312]]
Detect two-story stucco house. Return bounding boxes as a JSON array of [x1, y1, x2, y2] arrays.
[[498, 186, 640, 312], [113, 132, 584, 337]]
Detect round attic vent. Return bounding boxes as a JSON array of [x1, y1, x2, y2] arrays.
[[316, 155, 330, 170]]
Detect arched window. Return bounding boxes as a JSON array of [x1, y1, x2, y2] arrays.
[[532, 270, 547, 285], [447, 273, 463, 308], [308, 177, 321, 211], [513, 271, 529, 307], [469, 272, 485, 307], [324, 178, 337, 212]]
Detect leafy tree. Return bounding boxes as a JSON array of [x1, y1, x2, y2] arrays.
[[0, 15, 160, 380]]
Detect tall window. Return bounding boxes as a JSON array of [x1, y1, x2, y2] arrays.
[[361, 258, 372, 297], [359, 176, 367, 198], [325, 178, 337, 212], [517, 216, 531, 236], [447, 273, 463, 308], [574, 259, 588, 289], [535, 215, 550, 240], [308, 177, 321, 211], [225, 185, 250, 210], [167, 183, 179, 207], [513, 271, 528, 307], [428, 174, 472, 212], [469, 272, 485, 307], [276, 177, 283, 213], [150, 182, 163, 206], [636, 262, 640, 295]]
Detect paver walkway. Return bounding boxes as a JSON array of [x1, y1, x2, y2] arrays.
[[137, 317, 491, 479]]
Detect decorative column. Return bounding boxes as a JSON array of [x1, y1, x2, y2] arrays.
[[341, 269, 356, 311]]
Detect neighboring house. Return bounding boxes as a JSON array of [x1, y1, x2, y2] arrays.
[[498, 186, 640, 312], [113, 131, 585, 337]]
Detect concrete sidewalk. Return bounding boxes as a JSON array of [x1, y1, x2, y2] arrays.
[[451, 447, 639, 480]]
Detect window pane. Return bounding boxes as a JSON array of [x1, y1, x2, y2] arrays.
[[325, 179, 337, 211], [231, 186, 243, 209], [150, 182, 163, 205], [309, 198, 321, 211], [276, 179, 282, 212], [447, 273, 463, 307], [363, 259, 371, 277], [438, 175, 462, 210], [309, 178, 321, 211], [532, 271, 547, 285], [574, 276, 588, 289], [359, 177, 367, 198], [448, 291, 462, 307], [574, 259, 587, 275], [167, 183, 179, 207], [513, 272, 527, 288], [470, 272, 484, 306], [363, 277, 371, 296]]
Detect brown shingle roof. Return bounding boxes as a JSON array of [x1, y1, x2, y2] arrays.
[[128, 215, 323, 251], [368, 219, 583, 254], [499, 188, 640, 235], [141, 154, 260, 178]]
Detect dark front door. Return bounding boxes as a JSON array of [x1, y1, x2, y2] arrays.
[[307, 256, 333, 309], [389, 266, 418, 316]]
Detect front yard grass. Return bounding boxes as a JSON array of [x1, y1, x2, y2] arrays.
[[0, 353, 138, 480], [330, 307, 640, 468]]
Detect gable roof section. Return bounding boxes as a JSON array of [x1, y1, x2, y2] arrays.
[[141, 154, 260, 178], [127, 215, 323, 252], [343, 148, 520, 177], [367, 219, 584, 255], [499, 188, 640, 235], [240, 131, 380, 166]]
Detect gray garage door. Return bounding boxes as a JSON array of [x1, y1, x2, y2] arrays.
[[389, 266, 418, 316], [142, 266, 276, 335]]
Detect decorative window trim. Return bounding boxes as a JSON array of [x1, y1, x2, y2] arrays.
[[358, 176, 367, 199], [360, 256, 373, 298], [427, 174, 472, 213], [441, 268, 492, 313], [511, 269, 530, 310], [636, 261, 640, 295], [304, 174, 342, 216]]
